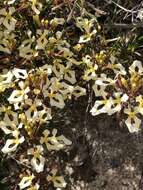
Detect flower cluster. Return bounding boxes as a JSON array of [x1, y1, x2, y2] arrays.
[[0, 65, 75, 188], [90, 59, 143, 133], [0, 0, 143, 189], [0, 1, 87, 189]]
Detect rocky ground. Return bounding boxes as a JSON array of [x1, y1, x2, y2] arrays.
[[59, 97, 143, 190]]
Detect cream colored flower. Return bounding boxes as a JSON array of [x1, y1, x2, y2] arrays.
[[59, 82, 74, 98], [112, 63, 127, 75], [76, 17, 97, 43], [19, 30, 36, 59], [24, 98, 42, 119], [27, 145, 45, 173], [109, 56, 126, 75], [23, 102, 51, 125], [68, 57, 82, 66], [2, 132, 25, 154], [36, 29, 48, 50], [124, 107, 141, 133], [27, 183, 40, 190], [40, 129, 72, 151], [58, 46, 73, 58], [18, 174, 35, 189], [82, 55, 92, 66], [90, 97, 113, 116], [79, 31, 97, 43], [92, 83, 107, 98], [19, 44, 35, 59], [49, 92, 65, 109], [82, 55, 98, 80], [12, 68, 28, 80], [76, 17, 95, 33], [0, 30, 16, 53], [38, 108, 52, 124], [7, 0, 17, 4], [0, 105, 15, 117], [136, 95, 143, 115], [29, 0, 43, 15], [64, 68, 76, 84], [8, 81, 30, 104], [0, 113, 21, 135], [129, 60, 143, 75], [111, 93, 128, 114], [0, 70, 13, 84], [95, 74, 116, 86], [52, 60, 65, 79], [83, 65, 98, 81], [72, 86, 86, 98], [50, 18, 65, 26], [47, 169, 66, 188], [0, 7, 17, 31]]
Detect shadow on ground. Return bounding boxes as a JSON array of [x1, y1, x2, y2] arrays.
[[61, 97, 143, 190]]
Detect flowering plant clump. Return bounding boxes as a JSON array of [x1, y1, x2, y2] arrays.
[[90, 59, 143, 133], [0, 0, 143, 189]]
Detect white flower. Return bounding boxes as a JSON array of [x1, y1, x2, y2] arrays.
[[76, 17, 97, 43], [0, 70, 13, 84], [18, 174, 35, 189], [68, 57, 82, 65], [12, 68, 28, 80], [40, 129, 72, 151], [124, 107, 141, 133], [47, 169, 67, 188], [109, 56, 126, 75], [39, 64, 52, 75], [52, 60, 65, 79], [29, 0, 43, 14], [19, 44, 35, 59], [64, 68, 76, 84], [59, 82, 74, 97], [90, 97, 114, 116], [90, 92, 129, 116], [24, 98, 42, 119], [0, 7, 17, 31], [129, 60, 143, 75], [95, 74, 116, 86], [50, 18, 65, 26], [48, 87, 65, 109], [8, 81, 30, 104], [111, 93, 129, 114], [82, 55, 92, 66], [19, 31, 36, 59], [27, 145, 45, 173], [79, 30, 96, 43], [0, 113, 21, 135], [27, 183, 40, 190], [0, 105, 15, 117], [7, 0, 17, 4], [112, 63, 126, 75], [57, 46, 73, 58], [72, 86, 86, 98], [92, 83, 107, 98], [76, 17, 95, 33], [0, 30, 16, 53], [38, 108, 52, 124], [50, 93, 65, 108], [36, 29, 48, 50], [2, 132, 25, 154], [83, 65, 98, 81], [136, 95, 143, 115]]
